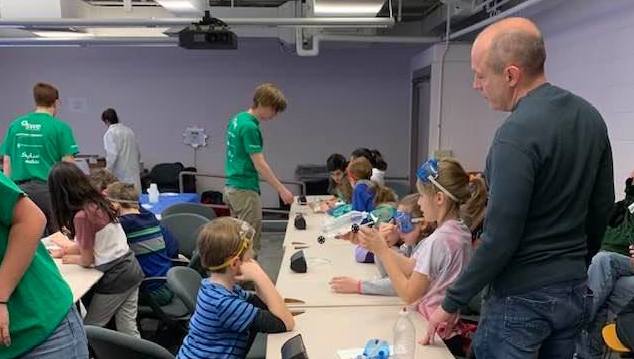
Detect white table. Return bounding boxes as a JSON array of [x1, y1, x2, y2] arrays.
[[283, 196, 333, 249], [43, 234, 104, 302], [270, 197, 453, 359], [277, 238, 403, 308], [266, 306, 454, 359], [278, 198, 403, 308], [55, 259, 103, 302]]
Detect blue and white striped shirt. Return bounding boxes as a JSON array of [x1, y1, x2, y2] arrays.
[[178, 280, 258, 359]]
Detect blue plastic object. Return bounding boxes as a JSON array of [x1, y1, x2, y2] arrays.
[[395, 210, 414, 234], [362, 339, 390, 359]]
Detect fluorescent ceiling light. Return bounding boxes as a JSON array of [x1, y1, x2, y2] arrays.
[[87, 27, 169, 37], [313, 0, 384, 16], [155, 0, 202, 13], [33, 31, 93, 38]]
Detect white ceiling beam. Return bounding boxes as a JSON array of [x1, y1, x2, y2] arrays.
[[0, 17, 395, 28]]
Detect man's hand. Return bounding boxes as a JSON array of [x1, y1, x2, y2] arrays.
[[420, 306, 459, 345], [279, 187, 294, 205]]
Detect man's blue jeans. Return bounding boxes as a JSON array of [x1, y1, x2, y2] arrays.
[[474, 279, 590, 359]]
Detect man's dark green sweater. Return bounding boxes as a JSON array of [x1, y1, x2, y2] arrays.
[[443, 83, 615, 313]]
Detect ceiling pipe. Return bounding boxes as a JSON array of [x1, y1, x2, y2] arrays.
[[0, 33, 437, 47], [448, 0, 547, 39], [319, 34, 438, 43], [0, 17, 395, 28], [0, 37, 178, 46]]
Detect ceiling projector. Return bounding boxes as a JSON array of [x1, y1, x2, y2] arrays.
[[178, 11, 237, 50]]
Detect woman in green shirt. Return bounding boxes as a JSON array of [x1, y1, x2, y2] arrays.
[[0, 172, 87, 359]]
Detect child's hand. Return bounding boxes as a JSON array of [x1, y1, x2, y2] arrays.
[[379, 222, 396, 234], [329, 277, 361, 294], [50, 231, 74, 247], [0, 304, 10, 347], [237, 260, 266, 282], [50, 248, 64, 258], [335, 231, 359, 244], [379, 223, 399, 247], [61, 255, 79, 265], [358, 227, 388, 254]]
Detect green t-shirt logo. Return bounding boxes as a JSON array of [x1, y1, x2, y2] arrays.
[[20, 120, 42, 131], [21, 151, 41, 165]]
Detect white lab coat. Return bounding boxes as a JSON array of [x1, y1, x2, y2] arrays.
[[104, 123, 141, 189], [371, 168, 385, 186]]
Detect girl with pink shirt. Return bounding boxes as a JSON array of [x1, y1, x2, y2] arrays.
[[359, 158, 486, 356], [48, 162, 144, 337]]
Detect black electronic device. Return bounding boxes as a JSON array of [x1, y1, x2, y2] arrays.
[[294, 213, 307, 230], [178, 10, 237, 50], [290, 250, 307, 273], [281, 334, 308, 359]]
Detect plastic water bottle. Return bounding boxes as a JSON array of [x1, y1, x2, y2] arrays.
[[320, 210, 368, 235], [393, 308, 416, 359], [148, 183, 160, 204]]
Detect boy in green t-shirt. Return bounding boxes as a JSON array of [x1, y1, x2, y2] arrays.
[[0, 83, 79, 235], [224, 83, 294, 253], [0, 172, 87, 358]]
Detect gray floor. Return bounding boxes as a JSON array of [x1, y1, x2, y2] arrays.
[[246, 228, 285, 359]]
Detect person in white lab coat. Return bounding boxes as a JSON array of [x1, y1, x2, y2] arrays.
[[102, 108, 141, 189]]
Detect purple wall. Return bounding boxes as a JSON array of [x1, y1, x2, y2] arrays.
[[0, 41, 420, 204], [531, 0, 634, 197]]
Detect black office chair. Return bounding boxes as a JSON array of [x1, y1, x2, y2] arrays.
[[85, 325, 175, 359], [167, 266, 203, 314], [137, 277, 191, 339], [162, 202, 217, 221], [160, 213, 209, 259], [143, 163, 197, 193]]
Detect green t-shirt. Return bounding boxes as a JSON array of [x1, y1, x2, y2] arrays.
[[0, 112, 79, 182], [225, 112, 263, 192], [0, 173, 73, 359]]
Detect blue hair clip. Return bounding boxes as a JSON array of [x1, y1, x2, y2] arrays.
[[415, 158, 460, 202], [416, 159, 439, 183]]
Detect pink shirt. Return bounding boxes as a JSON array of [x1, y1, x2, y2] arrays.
[[74, 205, 129, 267], [412, 219, 472, 320]]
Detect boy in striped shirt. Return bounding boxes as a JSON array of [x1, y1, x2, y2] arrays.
[[178, 217, 294, 359], [106, 182, 174, 306]]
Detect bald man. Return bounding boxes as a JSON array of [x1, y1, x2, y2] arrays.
[[423, 18, 614, 358]]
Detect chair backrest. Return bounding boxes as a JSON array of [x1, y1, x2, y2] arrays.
[[160, 213, 209, 259], [163, 202, 216, 221], [149, 163, 184, 193], [167, 266, 203, 314], [85, 325, 175, 359]]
